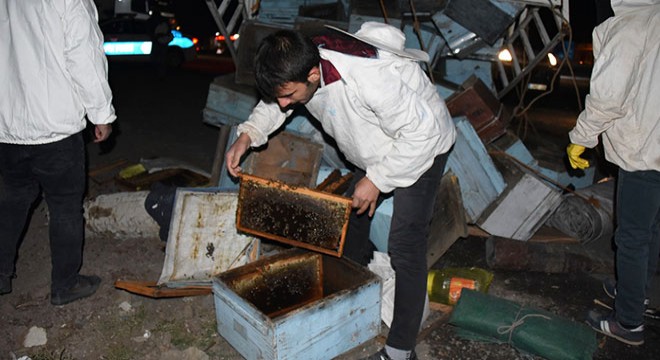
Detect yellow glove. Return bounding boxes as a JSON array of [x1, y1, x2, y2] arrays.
[[566, 143, 590, 169]]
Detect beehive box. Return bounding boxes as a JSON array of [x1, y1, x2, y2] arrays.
[[446, 75, 508, 145], [476, 152, 562, 241], [241, 131, 323, 188], [218, 128, 325, 190], [445, 116, 506, 223], [158, 189, 258, 287], [213, 248, 382, 360], [236, 174, 352, 257], [202, 73, 259, 127]]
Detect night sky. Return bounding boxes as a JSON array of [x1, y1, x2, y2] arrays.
[[162, 0, 608, 45], [570, 0, 613, 43], [171, 0, 221, 40]]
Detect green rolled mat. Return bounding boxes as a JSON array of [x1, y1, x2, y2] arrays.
[[449, 289, 597, 360]]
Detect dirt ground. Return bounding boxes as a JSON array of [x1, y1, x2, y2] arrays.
[[1, 60, 659, 360]]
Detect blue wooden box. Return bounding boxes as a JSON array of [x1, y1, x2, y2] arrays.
[[446, 116, 506, 223], [212, 248, 381, 359], [202, 73, 259, 128]]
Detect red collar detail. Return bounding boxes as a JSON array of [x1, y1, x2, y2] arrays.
[[320, 59, 341, 86], [313, 34, 377, 87]]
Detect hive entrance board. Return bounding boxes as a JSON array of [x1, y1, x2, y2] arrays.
[[236, 174, 352, 257]]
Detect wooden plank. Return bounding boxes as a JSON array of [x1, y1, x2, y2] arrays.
[[427, 172, 469, 267], [316, 170, 353, 195], [468, 225, 578, 243], [114, 280, 211, 298], [527, 225, 578, 244], [88, 158, 129, 179], [446, 117, 506, 222], [315, 169, 342, 191]]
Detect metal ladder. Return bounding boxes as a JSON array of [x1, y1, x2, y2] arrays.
[[494, 5, 567, 98], [203, 0, 256, 64]]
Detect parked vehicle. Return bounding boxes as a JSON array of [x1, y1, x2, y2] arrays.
[[100, 16, 197, 67]]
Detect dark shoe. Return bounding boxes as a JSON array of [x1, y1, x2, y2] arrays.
[[51, 275, 101, 305], [0, 276, 11, 295], [602, 277, 616, 299], [602, 278, 658, 319], [361, 348, 418, 360], [586, 310, 644, 346]]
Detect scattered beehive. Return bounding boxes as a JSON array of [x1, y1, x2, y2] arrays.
[[213, 248, 382, 360]]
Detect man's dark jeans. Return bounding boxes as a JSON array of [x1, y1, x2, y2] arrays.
[[343, 153, 449, 351], [615, 168, 660, 327], [0, 132, 86, 293]]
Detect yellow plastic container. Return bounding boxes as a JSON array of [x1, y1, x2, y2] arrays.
[[427, 267, 494, 305]]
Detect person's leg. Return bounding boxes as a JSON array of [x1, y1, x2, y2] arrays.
[[645, 205, 660, 296], [0, 144, 41, 285], [31, 133, 87, 293], [343, 168, 379, 265], [386, 153, 448, 351], [614, 169, 660, 327]]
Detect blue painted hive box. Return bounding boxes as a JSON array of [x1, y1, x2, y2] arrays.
[[212, 248, 381, 359]]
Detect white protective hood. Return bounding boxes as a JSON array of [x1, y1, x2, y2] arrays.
[[611, 0, 659, 14]]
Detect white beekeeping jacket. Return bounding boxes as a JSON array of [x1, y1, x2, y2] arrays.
[[569, 0, 660, 171], [0, 0, 116, 145]]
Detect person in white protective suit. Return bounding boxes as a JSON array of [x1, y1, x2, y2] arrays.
[[225, 22, 456, 360], [0, 0, 116, 305], [567, 0, 660, 346]]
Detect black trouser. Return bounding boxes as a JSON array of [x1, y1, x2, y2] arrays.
[[344, 153, 449, 350], [614, 169, 660, 326], [0, 132, 86, 293]]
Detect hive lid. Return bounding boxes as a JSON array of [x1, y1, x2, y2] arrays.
[[236, 174, 352, 257]]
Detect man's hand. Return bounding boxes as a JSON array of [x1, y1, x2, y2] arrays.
[[352, 177, 380, 217], [93, 124, 112, 143], [566, 143, 590, 169], [225, 133, 252, 177]]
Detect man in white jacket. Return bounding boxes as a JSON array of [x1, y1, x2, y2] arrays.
[[0, 0, 116, 305], [225, 22, 456, 360], [567, 0, 660, 346]]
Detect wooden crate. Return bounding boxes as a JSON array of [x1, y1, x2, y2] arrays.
[[476, 152, 562, 241], [202, 73, 259, 127], [218, 127, 325, 189], [243, 130, 324, 188], [213, 248, 381, 360], [446, 75, 501, 130], [446, 75, 508, 145], [236, 174, 352, 257], [446, 116, 506, 223], [158, 189, 258, 287]]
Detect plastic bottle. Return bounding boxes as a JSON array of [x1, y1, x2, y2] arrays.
[[427, 267, 494, 305]]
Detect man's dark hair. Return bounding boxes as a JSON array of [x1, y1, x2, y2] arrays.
[[254, 30, 320, 102]]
